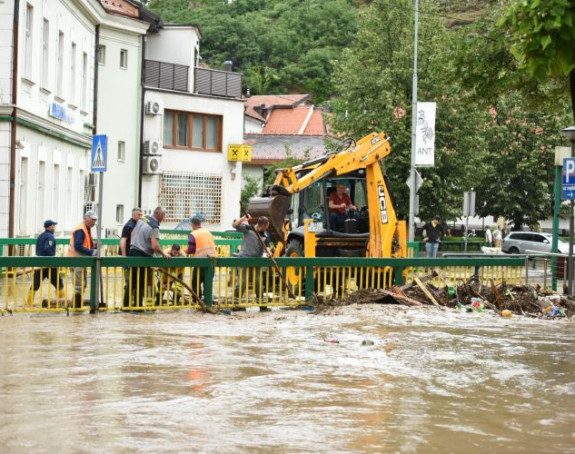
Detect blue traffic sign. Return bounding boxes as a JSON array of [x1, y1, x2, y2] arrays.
[[91, 135, 107, 172], [562, 157, 575, 199]]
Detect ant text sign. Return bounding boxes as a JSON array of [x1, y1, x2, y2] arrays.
[[415, 102, 436, 167], [562, 157, 575, 199]]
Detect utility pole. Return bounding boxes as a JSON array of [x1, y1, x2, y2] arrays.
[[408, 0, 419, 242]]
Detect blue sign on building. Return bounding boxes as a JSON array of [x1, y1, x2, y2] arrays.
[[562, 157, 575, 200], [91, 135, 108, 172]]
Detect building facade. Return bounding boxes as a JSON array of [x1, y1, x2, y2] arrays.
[[141, 25, 245, 231], [95, 2, 149, 237], [0, 0, 102, 237]]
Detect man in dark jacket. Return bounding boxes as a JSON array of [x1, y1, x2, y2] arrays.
[[27, 220, 65, 307], [422, 215, 444, 258]]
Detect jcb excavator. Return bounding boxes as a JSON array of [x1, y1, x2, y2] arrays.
[[247, 131, 407, 260]]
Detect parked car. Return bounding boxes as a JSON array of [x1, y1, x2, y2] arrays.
[[501, 231, 570, 254]]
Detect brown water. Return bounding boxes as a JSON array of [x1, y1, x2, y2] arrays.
[[0, 306, 574, 453]]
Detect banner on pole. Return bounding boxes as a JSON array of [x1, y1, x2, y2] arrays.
[[415, 102, 436, 167]]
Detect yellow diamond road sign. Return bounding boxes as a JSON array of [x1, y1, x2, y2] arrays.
[[228, 144, 252, 162]]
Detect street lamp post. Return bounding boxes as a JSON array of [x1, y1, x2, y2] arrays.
[[561, 126, 575, 295]]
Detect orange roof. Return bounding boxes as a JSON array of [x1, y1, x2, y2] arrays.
[[245, 94, 310, 121], [262, 106, 325, 135]]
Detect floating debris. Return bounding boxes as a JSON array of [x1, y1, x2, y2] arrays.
[[314, 272, 575, 320]]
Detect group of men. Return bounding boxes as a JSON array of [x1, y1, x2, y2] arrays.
[[29, 206, 271, 309]]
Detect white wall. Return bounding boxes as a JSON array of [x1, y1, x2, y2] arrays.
[[244, 116, 263, 134], [0, 0, 101, 237], [141, 89, 245, 231], [242, 165, 265, 188], [97, 21, 147, 235], [16, 0, 97, 138], [14, 128, 89, 236]]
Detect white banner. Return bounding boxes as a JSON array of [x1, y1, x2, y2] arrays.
[[415, 102, 436, 167]]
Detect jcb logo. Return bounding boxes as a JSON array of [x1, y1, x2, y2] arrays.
[[378, 185, 388, 224]]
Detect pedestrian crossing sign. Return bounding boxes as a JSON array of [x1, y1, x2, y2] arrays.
[[91, 135, 108, 172]]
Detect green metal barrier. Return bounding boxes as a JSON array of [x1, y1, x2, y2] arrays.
[[0, 255, 526, 314]]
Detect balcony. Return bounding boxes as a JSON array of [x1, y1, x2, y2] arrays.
[[194, 67, 243, 98], [144, 60, 189, 92], [144, 60, 243, 98]]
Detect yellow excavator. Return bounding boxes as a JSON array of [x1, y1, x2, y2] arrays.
[[247, 131, 407, 260]]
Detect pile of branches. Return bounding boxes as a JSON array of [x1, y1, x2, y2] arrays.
[[317, 272, 575, 319]]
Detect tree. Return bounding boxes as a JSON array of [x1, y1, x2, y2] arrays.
[[329, 0, 486, 221], [499, 0, 575, 122]]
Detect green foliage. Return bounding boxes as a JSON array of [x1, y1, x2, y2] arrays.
[[498, 0, 575, 122], [329, 0, 486, 221], [499, 0, 575, 81], [241, 175, 263, 207]]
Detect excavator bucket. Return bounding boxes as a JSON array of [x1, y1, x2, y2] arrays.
[[247, 195, 291, 246]]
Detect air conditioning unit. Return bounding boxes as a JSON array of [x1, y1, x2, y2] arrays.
[[142, 155, 161, 174], [145, 100, 161, 115], [143, 140, 162, 156]]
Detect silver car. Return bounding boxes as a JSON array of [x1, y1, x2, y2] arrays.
[[501, 231, 570, 254]]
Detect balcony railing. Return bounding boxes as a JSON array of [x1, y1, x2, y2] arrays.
[[144, 60, 189, 92], [194, 67, 243, 98], [144, 60, 243, 98]]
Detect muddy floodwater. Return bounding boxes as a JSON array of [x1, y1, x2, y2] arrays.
[[0, 306, 574, 453]]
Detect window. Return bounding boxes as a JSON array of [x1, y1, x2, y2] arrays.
[[160, 172, 222, 223], [163, 110, 222, 151], [116, 205, 124, 224], [120, 49, 128, 69], [41, 19, 49, 87], [97, 44, 106, 65], [70, 42, 77, 104], [24, 4, 33, 79], [81, 52, 88, 110], [56, 31, 64, 97], [117, 141, 125, 162]]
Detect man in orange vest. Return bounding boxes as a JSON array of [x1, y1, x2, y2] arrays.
[[187, 216, 217, 300], [67, 210, 97, 308]]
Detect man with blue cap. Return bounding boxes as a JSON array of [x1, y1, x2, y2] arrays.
[[27, 220, 65, 307]]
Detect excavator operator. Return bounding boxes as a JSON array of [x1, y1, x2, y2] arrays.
[[328, 183, 357, 231]]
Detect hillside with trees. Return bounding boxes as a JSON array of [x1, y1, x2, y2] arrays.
[[148, 0, 574, 228]]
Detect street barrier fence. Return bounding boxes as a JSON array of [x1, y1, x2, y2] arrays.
[[0, 255, 526, 314]]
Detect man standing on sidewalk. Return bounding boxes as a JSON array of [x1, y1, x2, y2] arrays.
[[187, 216, 217, 300], [232, 215, 271, 301], [27, 220, 65, 307], [422, 215, 444, 258], [67, 211, 98, 308], [123, 206, 170, 308]]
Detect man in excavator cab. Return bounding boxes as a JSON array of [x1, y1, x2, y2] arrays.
[[328, 182, 358, 232]]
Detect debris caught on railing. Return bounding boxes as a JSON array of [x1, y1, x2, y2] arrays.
[[314, 271, 575, 320]]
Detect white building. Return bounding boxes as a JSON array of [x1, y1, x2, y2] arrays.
[[141, 25, 245, 231], [95, 0, 150, 237], [0, 0, 102, 237]]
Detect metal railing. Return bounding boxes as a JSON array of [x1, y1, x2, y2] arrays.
[[194, 67, 243, 98], [144, 59, 189, 91], [0, 256, 526, 314]]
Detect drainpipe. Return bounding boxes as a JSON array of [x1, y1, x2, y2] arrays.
[[9, 0, 20, 239], [93, 25, 99, 134], [137, 35, 146, 207]]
